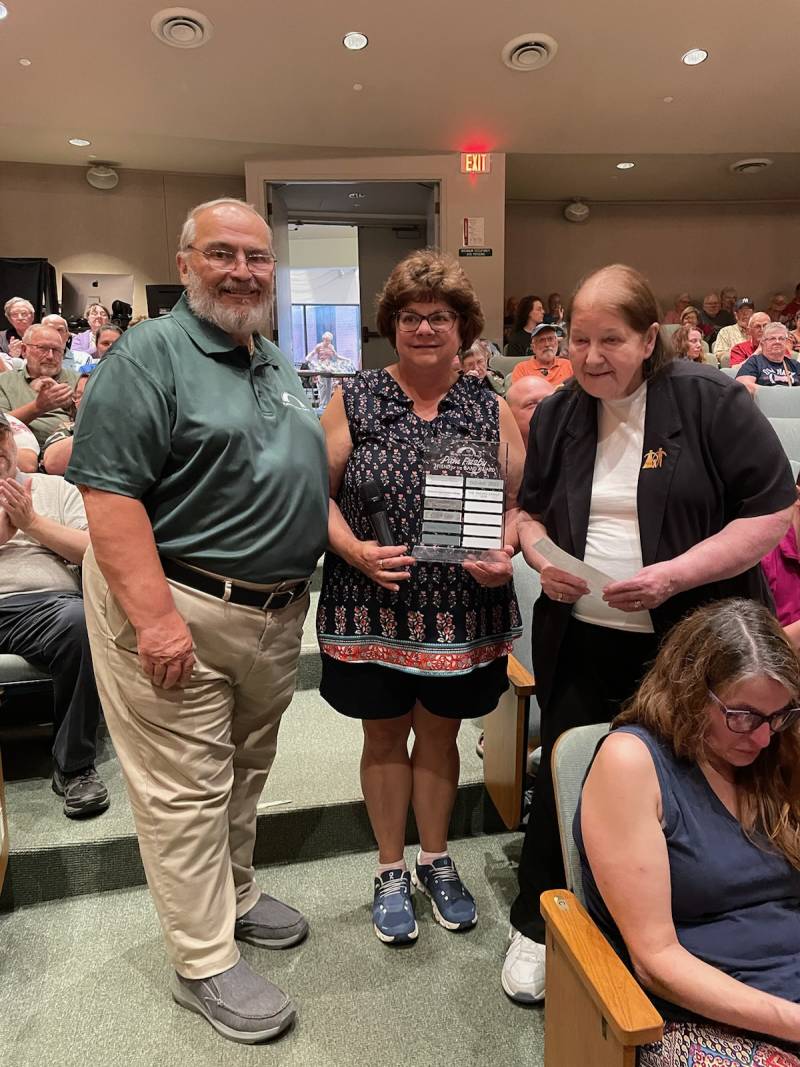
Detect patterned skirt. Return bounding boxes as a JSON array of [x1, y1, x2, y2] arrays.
[[639, 1022, 800, 1067]]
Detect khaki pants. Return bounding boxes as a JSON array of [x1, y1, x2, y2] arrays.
[[82, 546, 309, 978]]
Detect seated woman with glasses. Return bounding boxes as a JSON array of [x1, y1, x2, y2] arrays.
[[576, 598, 800, 1066], [316, 249, 524, 945]]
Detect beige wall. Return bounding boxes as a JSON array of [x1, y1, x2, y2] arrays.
[[505, 201, 800, 313], [246, 154, 507, 342], [0, 162, 245, 316]]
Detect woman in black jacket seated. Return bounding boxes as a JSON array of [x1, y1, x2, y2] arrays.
[[577, 599, 800, 1065], [501, 263, 796, 1004]]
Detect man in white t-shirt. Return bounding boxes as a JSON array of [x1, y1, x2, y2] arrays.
[[0, 413, 107, 818]]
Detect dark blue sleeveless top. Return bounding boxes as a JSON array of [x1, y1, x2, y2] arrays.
[[574, 724, 800, 1023]]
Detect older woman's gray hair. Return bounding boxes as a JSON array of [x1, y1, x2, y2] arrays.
[[4, 297, 34, 318]]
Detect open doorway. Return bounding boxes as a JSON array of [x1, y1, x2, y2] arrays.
[[266, 180, 440, 373]]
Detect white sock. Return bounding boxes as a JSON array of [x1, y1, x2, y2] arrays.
[[376, 859, 406, 876], [418, 849, 448, 867]]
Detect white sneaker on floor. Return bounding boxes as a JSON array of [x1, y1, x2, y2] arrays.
[[501, 927, 546, 1003]]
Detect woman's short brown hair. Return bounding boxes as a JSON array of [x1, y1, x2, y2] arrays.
[[616, 598, 800, 869], [679, 305, 701, 326], [375, 249, 484, 351], [570, 263, 673, 380], [671, 323, 702, 360]]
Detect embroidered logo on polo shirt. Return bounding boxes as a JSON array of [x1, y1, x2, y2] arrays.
[[642, 447, 667, 470], [281, 391, 314, 413]]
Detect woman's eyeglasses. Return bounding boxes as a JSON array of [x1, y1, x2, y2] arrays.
[[395, 310, 458, 333], [709, 690, 800, 734]]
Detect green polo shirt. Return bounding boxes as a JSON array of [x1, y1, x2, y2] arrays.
[[66, 294, 328, 583], [0, 367, 79, 448]]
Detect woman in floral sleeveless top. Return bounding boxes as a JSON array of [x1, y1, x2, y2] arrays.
[[317, 250, 525, 945]]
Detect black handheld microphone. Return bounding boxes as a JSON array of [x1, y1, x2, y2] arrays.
[[359, 479, 394, 546]]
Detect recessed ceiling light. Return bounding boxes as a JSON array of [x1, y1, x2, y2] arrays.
[[18, 58, 31, 67], [616, 161, 635, 170], [353, 82, 364, 92], [681, 48, 708, 66], [69, 138, 91, 147], [343, 31, 368, 50], [0, 5, 8, 20], [663, 95, 674, 103]]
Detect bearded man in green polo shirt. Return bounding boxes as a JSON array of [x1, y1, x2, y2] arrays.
[[68, 198, 328, 1044]]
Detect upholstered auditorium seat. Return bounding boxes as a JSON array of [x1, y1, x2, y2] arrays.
[[0, 655, 51, 699]]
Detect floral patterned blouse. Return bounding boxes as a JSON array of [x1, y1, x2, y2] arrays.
[[316, 369, 521, 675]]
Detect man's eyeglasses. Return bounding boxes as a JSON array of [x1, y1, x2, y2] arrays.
[[187, 245, 276, 273], [709, 690, 800, 734], [25, 343, 64, 356], [396, 310, 458, 333]]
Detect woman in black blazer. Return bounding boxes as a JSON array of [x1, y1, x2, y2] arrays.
[[501, 264, 797, 1004]]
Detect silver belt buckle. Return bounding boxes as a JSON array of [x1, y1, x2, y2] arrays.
[[261, 579, 309, 612], [262, 580, 289, 611]]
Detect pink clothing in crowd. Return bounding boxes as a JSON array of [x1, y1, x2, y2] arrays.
[[762, 525, 800, 626]]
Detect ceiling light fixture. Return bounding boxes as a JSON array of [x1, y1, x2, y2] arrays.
[[69, 138, 91, 147], [18, 58, 31, 67], [729, 157, 773, 175], [343, 31, 368, 50], [0, 5, 8, 20], [616, 161, 635, 170], [353, 82, 363, 91], [681, 48, 708, 66], [663, 95, 674, 103]]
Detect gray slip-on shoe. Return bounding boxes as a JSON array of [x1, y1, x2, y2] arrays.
[[172, 958, 295, 1044], [235, 892, 309, 949]]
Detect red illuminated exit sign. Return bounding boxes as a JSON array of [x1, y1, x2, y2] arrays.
[[460, 152, 492, 174]]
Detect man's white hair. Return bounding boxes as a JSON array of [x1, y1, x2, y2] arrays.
[[22, 323, 61, 344], [763, 321, 789, 338], [4, 297, 34, 317], [42, 313, 68, 328], [178, 198, 271, 252]]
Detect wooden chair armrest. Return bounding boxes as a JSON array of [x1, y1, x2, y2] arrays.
[[507, 653, 535, 696], [541, 889, 663, 1047]]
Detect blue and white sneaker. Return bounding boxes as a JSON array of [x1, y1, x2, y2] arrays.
[[411, 855, 477, 931], [372, 869, 419, 944]]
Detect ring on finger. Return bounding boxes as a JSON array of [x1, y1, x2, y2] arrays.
[[557, 592, 563, 602], [633, 599, 643, 610], [378, 559, 384, 569]]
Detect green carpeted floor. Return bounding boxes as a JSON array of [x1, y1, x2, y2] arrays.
[[0, 833, 543, 1067]]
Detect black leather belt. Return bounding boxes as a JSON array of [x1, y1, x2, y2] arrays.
[[160, 557, 311, 611]]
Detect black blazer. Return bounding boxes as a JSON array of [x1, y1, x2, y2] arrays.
[[521, 360, 797, 710]]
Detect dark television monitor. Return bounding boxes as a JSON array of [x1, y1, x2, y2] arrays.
[[146, 284, 185, 318], [61, 272, 135, 321]]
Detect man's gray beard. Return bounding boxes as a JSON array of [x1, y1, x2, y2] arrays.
[[185, 270, 272, 339]]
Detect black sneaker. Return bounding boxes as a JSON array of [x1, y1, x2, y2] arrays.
[[52, 765, 110, 819]]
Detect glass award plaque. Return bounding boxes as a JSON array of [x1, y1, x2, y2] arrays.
[[412, 438, 508, 563]]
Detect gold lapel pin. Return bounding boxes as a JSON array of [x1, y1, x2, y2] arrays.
[[642, 447, 667, 470]]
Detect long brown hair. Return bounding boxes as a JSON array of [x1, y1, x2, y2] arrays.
[[569, 264, 673, 380], [615, 599, 800, 869]]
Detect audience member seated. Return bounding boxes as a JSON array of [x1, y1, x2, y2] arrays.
[[506, 376, 554, 447], [714, 297, 754, 363], [576, 599, 800, 1066], [768, 292, 789, 322], [790, 310, 800, 353], [0, 297, 34, 367], [70, 303, 110, 357], [510, 323, 572, 387], [736, 322, 800, 391], [41, 313, 80, 371], [506, 294, 545, 356], [678, 304, 701, 329], [662, 291, 691, 325], [762, 473, 800, 649], [718, 286, 737, 325], [670, 324, 705, 362], [40, 372, 92, 476], [6, 413, 40, 473], [729, 311, 771, 366], [0, 324, 78, 448], [783, 284, 800, 325], [93, 324, 122, 363], [543, 292, 566, 327], [460, 339, 505, 394], [698, 291, 726, 344], [0, 413, 108, 818]]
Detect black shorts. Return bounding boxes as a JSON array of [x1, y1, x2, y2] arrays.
[[319, 653, 509, 721]]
